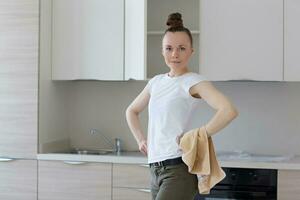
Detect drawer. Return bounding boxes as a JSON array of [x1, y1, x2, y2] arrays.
[[113, 187, 151, 200], [278, 170, 300, 200], [39, 160, 112, 200], [113, 163, 150, 188], [0, 159, 37, 200]]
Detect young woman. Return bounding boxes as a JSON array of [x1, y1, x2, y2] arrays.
[[126, 13, 238, 200]]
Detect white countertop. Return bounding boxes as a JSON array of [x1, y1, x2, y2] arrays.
[[38, 151, 147, 164], [37, 151, 300, 170]]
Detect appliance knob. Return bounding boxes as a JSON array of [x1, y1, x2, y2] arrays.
[[253, 174, 258, 181], [231, 173, 236, 180]]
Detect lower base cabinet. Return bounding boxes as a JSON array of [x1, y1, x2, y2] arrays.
[[3, 160, 298, 199], [38, 160, 112, 200], [112, 163, 151, 200], [278, 169, 300, 200], [113, 187, 151, 200], [0, 159, 37, 200]]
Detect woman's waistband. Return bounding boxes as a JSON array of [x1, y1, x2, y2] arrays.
[[149, 157, 183, 167]]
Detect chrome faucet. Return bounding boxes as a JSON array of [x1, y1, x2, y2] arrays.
[[89, 128, 122, 153]]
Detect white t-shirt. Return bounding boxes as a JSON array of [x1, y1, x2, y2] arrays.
[[146, 72, 208, 163]]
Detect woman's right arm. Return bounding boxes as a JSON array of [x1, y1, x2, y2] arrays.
[[125, 86, 151, 156]]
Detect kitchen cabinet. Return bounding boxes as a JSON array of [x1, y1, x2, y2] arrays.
[[124, 0, 146, 80], [284, 0, 300, 81], [51, 0, 300, 81], [128, 0, 287, 81], [112, 163, 151, 200], [277, 169, 300, 200], [38, 160, 112, 200], [0, 0, 39, 158], [113, 187, 151, 200], [0, 0, 39, 198], [52, 0, 199, 80], [0, 159, 37, 200], [52, 0, 124, 80], [199, 0, 283, 81]]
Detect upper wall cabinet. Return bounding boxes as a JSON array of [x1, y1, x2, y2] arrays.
[[52, 0, 300, 81], [284, 0, 300, 81], [52, 0, 124, 80], [125, 0, 146, 80], [199, 0, 283, 81]]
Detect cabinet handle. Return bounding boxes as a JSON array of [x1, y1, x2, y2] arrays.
[[136, 188, 151, 193], [139, 164, 149, 168], [63, 161, 87, 165], [0, 157, 15, 162]]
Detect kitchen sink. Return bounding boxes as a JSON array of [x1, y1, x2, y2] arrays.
[[62, 148, 115, 155]]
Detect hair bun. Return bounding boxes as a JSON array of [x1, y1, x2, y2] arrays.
[[166, 13, 183, 28]]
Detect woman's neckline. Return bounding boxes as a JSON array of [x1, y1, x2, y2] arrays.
[[165, 71, 192, 79]]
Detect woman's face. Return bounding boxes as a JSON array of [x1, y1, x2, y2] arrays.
[[162, 32, 194, 72]]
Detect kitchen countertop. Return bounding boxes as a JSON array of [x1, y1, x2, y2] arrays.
[[38, 151, 147, 164], [37, 151, 300, 170]]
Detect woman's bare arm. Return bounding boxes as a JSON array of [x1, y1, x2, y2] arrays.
[[125, 86, 150, 155], [190, 81, 239, 137]]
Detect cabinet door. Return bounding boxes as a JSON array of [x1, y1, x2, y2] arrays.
[[200, 0, 283, 81], [278, 170, 300, 200], [284, 0, 300, 81], [113, 163, 151, 188], [52, 0, 124, 80], [0, 159, 37, 200], [113, 187, 151, 200], [38, 160, 112, 200], [0, 0, 38, 158], [125, 0, 147, 80]]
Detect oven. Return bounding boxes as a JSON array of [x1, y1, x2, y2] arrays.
[[194, 167, 277, 200]]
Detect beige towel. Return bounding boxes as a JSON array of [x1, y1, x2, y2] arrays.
[[179, 127, 226, 194]]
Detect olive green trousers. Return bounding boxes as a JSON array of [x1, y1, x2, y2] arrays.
[[150, 163, 198, 200]]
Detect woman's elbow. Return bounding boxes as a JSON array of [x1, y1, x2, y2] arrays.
[[228, 106, 239, 119], [125, 106, 133, 117], [222, 105, 239, 120], [126, 106, 138, 117]]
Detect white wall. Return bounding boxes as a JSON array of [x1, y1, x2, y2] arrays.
[[67, 81, 149, 151], [39, 0, 72, 152], [66, 80, 300, 156], [209, 81, 299, 155]]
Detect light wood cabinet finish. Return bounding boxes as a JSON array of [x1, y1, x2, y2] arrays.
[[0, 159, 37, 200], [0, 0, 39, 158], [113, 187, 151, 200], [278, 170, 300, 199], [284, 0, 300, 81], [113, 163, 151, 188], [38, 160, 112, 200], [113, 164, 151, 200]]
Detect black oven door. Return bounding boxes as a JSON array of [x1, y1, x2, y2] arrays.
[[194, 185, 277, 200], [194, 167, 277, 200]]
